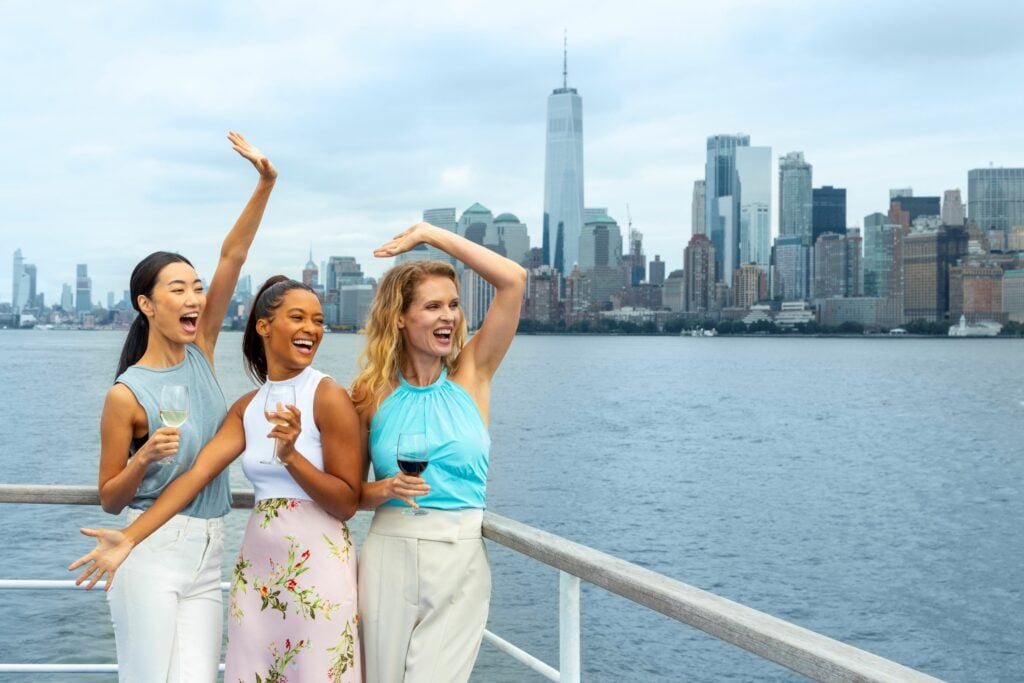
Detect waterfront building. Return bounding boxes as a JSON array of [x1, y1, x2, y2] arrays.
[[579, 212, 626, 305], [774, 300, 815, 328], [737, 145, 772, 269], [691, 181, 706, 236], [683, 233, 716, 315], [820, 297, 889, 328], [75, 264, 92, 315], [543, 43, 584, 275], [338, 284, 374, 328], [460, 268, 495, 330], [863, 213, 902, 299], [732, 263, 767, 310], [649, 255, 665, 286], [398, 208, 458, 266], [524, 265, 562, 324], [614, 284, 663, 311], [626, 228, 645, 285], [770, 234, 809, 301], [1003, 269, 1024, 322], [705, 133, 750, 281], [942, 189, 965, 226], [812, 233, 846, 299], [563, 265, 589, 323], [845, 229, 863, 297], [662, 269, 685, 313], [903, 227, 969, 321], [949, 262, 1005, 324], [968, 168, 1024, 248], [812, 186, 846, 243], [490, 213, 531, 266], [779, 152, 813, 246], [60, 284, 72, 311]]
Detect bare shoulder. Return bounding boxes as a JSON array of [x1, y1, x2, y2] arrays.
[[229, 390, 259, 417]]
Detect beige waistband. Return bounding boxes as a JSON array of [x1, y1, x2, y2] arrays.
[[126, 507, 224, 532], [368, 507, 483, 543]]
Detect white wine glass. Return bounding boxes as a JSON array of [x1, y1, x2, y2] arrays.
[[261, 384, 297, 465], [157, 385, 189, 467], [397, 432, 429, 516]]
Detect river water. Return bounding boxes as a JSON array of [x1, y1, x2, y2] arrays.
[[0, 331, 1021, 681]]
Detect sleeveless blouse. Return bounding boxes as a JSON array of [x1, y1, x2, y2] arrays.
[[369, 367, 490, 510]]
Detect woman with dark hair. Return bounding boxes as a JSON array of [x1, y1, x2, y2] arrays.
[[72, 276, 363, 683], [351, 222, 526, 683], [68, 132, 276, 682]]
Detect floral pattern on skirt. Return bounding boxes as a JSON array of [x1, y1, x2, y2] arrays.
[[226, 498, 360, 683]]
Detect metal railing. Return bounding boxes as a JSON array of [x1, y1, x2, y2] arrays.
[[0, 484, 943, 682]]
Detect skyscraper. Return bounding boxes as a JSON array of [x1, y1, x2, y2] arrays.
[[398, 208, 457, 266], [812, 186, 846, 242], [12, 249, 25, 311], [683, 233, 716, 315], [691, 180, 706, 237], [863, 212, 901, 299], [648, 255, 665, 287], [903, 226, 969, 321], [736, 145, 772, 268], [968, 168, 1024, 250], [705, 134, 750, 282], [942, 189, 965, 226], [490, 213, 531, 266], [779, 152, 813, 246], [889, 190, 941, 233], [770, 235, 809, 300], [578, 212, 624, 305], [302, 248, 319, 288], [76, 264, 92, 314], [626, 228, 645, 285], [543, 39, 584, 275]]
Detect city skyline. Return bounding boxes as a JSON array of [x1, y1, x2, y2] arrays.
[[2, 1, 1023, 303]]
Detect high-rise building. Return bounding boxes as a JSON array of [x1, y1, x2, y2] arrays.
[[562, 265, 588, 323], [663, 270, 685, 313], [543, 40, 584, 275], [705, 133, 750, 282], [968, 168, 1024, 246], [942, 189, 965, 226], [736, 145, 772, 268], [578, 213, 625, 305], [12, 249, 26, 311], [626, 228, 645, 285], [683, 233, 716, 315], [107, 291, 115, 309], [949, 262, 1004, 323], [398, 208, 458, 266], [458, 203, 494, 245], [812, 231, 860, 299], [338, 284, 374, 328], [60, 284, 73, 310], [460, 268, 496, 330], [1003, 270, 1024, 322], [863, 213, 902, 299], [490, 213, 531, 266], [732, 263, 767, 309], [770, 235, 809, 300], [22, 263, 37, 310], [889, 190, 941, 233], [903, 227, 969, 321], [76, 264, 92, 314], [691, 180, 706, 236], [812, 186, 846, 243], [524, 266, 562, 324], [302, 248, 319, 288], [779, 152, 813, 246], [648, 255, 665, 286], [424, 207, 457, 232], [325, 256, 364, 292]]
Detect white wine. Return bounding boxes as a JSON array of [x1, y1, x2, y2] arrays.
[[160, 409, 188, 427], [264, 410, 293, 427]]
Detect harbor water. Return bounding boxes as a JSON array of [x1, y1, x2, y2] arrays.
[[0, 331, 1021, 681]]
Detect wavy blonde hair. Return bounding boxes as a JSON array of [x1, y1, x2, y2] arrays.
[[351, 260, 468, 414]]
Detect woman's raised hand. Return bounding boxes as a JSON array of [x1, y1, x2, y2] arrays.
[[68, 528, 135, 591], [373, 222, 438, 258], [228, 131, 277, 181]]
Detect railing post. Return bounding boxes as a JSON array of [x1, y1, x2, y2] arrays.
[[559, 571, 581, 683]]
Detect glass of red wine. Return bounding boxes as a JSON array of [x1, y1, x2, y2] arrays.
[[397, 432, 429, 516]]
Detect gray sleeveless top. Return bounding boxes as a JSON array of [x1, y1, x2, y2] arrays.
[[115, 343, 230, 518]]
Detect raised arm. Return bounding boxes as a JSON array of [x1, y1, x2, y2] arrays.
[[196, 132, 277, 363], [275, 379, 363, 522], [71, 394, 251, 590], [374, 222, 526, 381]]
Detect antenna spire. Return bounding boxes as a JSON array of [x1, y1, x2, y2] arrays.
[[563, 29, 568, 89]]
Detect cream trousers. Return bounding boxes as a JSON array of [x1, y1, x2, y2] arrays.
[[359, 507, 491, 683], [106, 509, 224, 682]]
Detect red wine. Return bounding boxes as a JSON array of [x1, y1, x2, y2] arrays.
[[398, 459, 428, 475]]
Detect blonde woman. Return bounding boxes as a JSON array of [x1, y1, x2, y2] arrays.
[[352, 222, 526, 683]]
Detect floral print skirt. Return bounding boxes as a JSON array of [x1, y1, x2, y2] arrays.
[[226, 498, 360, 683]]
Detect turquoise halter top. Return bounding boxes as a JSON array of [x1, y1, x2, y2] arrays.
[[369, 366, 491, 510]]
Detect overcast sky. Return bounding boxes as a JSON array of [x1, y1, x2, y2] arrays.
[[2, 0, 1023, 304]]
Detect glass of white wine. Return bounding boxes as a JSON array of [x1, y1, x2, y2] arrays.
[[397, 432, 429, 516], [261, 384, 297, 465], [157, 384, 189, 467]]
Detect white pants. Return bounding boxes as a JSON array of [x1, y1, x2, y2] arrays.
[[359, 507, 491, 683], [107, 509, 224, 683]]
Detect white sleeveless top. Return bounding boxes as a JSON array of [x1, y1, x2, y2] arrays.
[[241, 366, 329, 502]]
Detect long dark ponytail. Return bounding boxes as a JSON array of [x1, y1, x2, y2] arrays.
[[115, 251, 195, 380], [242, 276, 315, 384]]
